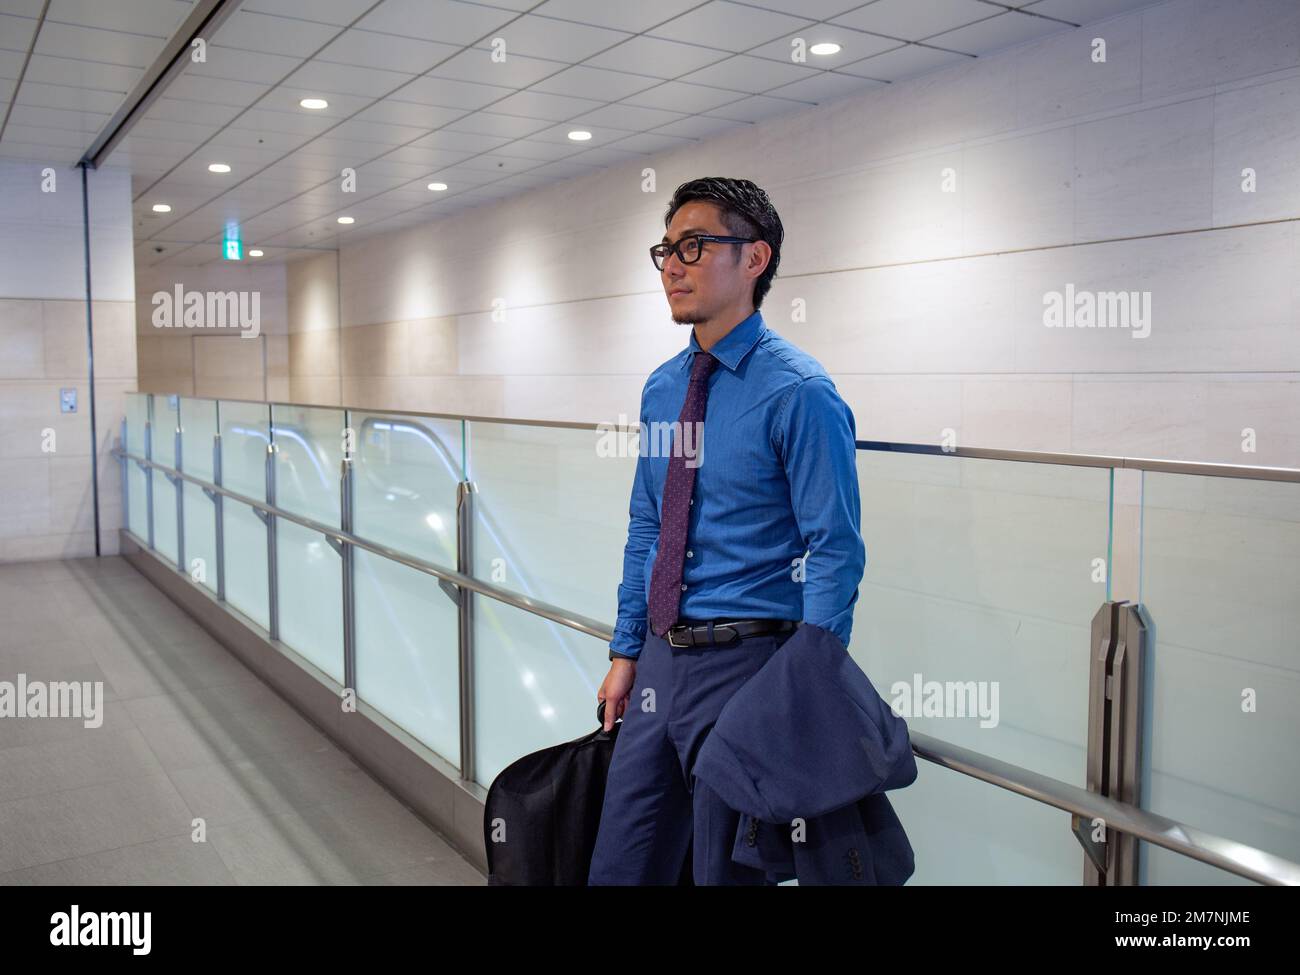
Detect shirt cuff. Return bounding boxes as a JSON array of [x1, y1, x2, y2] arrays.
[[609, 619, 647, 660]]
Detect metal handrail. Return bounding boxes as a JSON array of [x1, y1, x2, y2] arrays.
[[857, 439, 1300, 482], [112, 442, 1300, 886], [113, 447, 611, 641], [137, 392, 1300, 482]]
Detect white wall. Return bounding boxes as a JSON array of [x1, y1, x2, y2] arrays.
[[135, 261, 289, 402], [292, 0, 1299, 468], [0, 159, 136, 561]]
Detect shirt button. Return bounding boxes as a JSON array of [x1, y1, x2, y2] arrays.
[[686, 550, 693, 558], [689, 498, 694, 506], [680, 584, 687, 591]]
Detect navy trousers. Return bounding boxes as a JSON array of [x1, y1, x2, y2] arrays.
[[588, 626, 796, 885]]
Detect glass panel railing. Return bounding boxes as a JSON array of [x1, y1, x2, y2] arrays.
[[351, 412, 461, 564], [219, 400, 269, 502], [354, 549, 460, 767], [179, 396, 216, 481], [222, 499, 269, 630], [350, 412, 463, 762], [271, 403, 344, 525], [465, 421, 636, 623], [1139, 471, 1300, 884], [852, 449, 1113, 884], [151, 468, 178, 564], [471, 599, 609, 789], [268, 404, 346, 678], [276, 519, 343, 682], [465, 420, 637, 781], [125, 391, 148, 456], [182, 481, 216, 593], [179, 398, 218, 590], [150, 394, 180, 564], [124, 393, 150, 540], [153, 393, 177, 468]]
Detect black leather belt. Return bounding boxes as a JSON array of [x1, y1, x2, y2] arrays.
[[666, 618, 798, 648]]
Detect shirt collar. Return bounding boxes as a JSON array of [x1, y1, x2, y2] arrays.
[[681, 309, 766, 373]]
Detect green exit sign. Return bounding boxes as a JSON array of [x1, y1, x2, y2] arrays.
[[223, 237, 242, 260]]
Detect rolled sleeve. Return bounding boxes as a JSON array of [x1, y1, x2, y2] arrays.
[[773, 376, 867, 648]]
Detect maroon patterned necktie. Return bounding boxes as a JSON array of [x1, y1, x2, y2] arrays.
[[648, 349, 718, 636]]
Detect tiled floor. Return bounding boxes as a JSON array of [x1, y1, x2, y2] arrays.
[[0, 556, 486, 885]]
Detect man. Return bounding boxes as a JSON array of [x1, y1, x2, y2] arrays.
[[587, 177, 867, 885]]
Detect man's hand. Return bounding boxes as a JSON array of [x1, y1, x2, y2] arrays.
[[598, 659, 637, 731]]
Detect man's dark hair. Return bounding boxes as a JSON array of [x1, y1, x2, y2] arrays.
[[664, 177, 783, 310]]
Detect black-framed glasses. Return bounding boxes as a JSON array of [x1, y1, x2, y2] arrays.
[[650, 233, 757, 270]]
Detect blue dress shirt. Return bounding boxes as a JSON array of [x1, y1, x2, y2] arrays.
[[610, 309, 866, 659]]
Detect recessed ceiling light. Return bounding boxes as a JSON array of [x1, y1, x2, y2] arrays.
[[810, 42, 840, 56], [208, 163, 231, 173], [249, 249, 264, 257], [299, 97, 328, 110], [337, 216, 354, 224], [151, 203, 171, 213], [427, 182, 447, 191], [567, 130, 592, 141]]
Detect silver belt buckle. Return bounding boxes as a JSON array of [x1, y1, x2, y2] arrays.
[[667, 625, 692, 648]]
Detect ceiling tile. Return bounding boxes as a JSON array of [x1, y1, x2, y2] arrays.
[[0, 49, 26, 78], [143, 95, 246, 126], [701, 92, 809, 122], [570, 102, 687, 130], [354, 99, 463, 128], [745, 23, 899, 65], [389, 74, 513, 110], [188, 46, 305, 84], [1022, 0, 1160, 24], [34, 22, 171, 68], [15, 80, 126, 113], [239, 0, 378, 26], [829, 0, 995, 42], [0, 1, 46, 17], [738, 0, 870, 18], [532, 65, 659, 100], [648, 115, 746, 140], [0, 12, 38, 50], [837, 42, 970, 80], [329, 117, 430, 146], [764, 69, 883, 103], [442, 110, 551, 139], [476, 13, 631, 62], [164, 74, 269, 107], [647, 1, 815, 53], [23, 53, 144, 90], [584, 35, 731, 79], [315, 27, 460, 75], [426, 47, 564, 89], [46, 0, 195, 35], [531, 0, 703, 33], [487, 88, 605, 122], [622, 80, 746, 114], [209, 10, 343, 58], [355, 0, 518, 45], [927, 9, 1073, 52], [679, 53, 821, 93], [282, 58, 414, 97]]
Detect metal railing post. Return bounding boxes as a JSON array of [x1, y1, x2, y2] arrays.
[[119, 416, 128, 536], [266, 435, 279, 641], [143, 416, 154, 550], [174, 424, 185, 574], [457, 478, 477, 784], [1078, 600, 1149, 885], [340, 426, 357, 693], [213, 430, 225, 601]]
